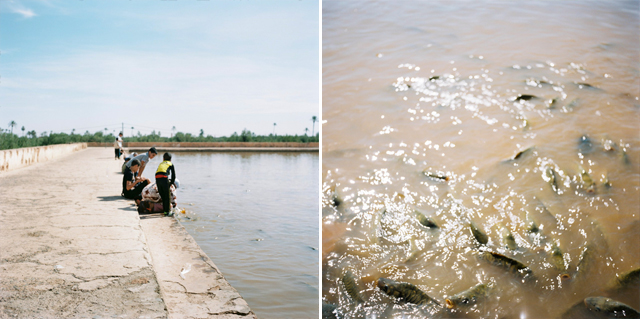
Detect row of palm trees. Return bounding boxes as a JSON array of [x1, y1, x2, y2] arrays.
[[272, 115, 317, 136], [7, 120, 26, 136]]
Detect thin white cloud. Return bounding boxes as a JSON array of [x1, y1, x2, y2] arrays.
[[7, 1, 37, 18], [12, 8, 36, 18]]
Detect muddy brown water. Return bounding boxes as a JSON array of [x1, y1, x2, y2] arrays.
[[322, 1, 640, 318], [143, 152, 318, 318]]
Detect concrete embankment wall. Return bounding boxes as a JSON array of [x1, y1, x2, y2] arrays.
[[0, 147, 256, 318], [0, 143, 87, 173], [89, 141, 319, 152]]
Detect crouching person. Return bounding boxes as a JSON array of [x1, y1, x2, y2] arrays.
[[122, 159, 150, 202], [156, 152, 176, 216], [139, 180, 179, 214]]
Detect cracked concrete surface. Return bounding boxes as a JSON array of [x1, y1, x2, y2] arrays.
[[1, 148, 256, 318], [0, 148, 166, 318]]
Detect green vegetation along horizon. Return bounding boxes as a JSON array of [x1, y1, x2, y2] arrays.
[[1, 125, 319, 151]]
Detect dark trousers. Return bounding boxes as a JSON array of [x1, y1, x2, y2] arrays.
[[115, 148, 121, 159], [157, 177, 171, 213], [123, 180, 149, 200]]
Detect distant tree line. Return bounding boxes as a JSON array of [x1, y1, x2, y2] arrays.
[[0, 128, 318, 151]]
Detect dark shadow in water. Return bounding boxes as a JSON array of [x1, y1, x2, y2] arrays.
[[139, 213, 165, 220], [97, 196, 125, 201]]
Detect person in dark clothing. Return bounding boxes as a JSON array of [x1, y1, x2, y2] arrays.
[[155, 152, 176, 216], [122, 159, 150, 202]]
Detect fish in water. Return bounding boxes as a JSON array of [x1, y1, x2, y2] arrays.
[[423, 170, 449, 181], [601, 172, 612, 188], [548, 241, 571, 280], [514, 94, 537, 101], [322, 302, 338, 319], [612, 267, 640, 289], [525, 212, 539, 234], [604, 138, 618, 152], [578, 165, 596, 194], [445, 283, 489, 309], [416, 210, 438, 228], [603, 137, 632, 164], [574, 244, 595, 282], [469, 221, 488, 246], [575, 82, 602, 90], [545, 166, 559, 193], [377, 277, 441, 306], [478, 251, 533, 280], [525, 78, 551, 87], [531, 196, 559, 225], [561, 299, 590, 319], [584, 296, 640, 318], [505, 146, 535, 161], [621, 148, 631, 165], [342, 270, 365, 304], [428, 75, 440, 81], [563, 98, 580, 111], [547, 98, 559, 109], [331, 195, 342, 207], [501, 226, 518, 250], [578, 135, 594, 154]]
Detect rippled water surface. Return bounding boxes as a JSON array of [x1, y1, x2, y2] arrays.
[[148, 152, 318, 319], [322, 2, 640, 318]]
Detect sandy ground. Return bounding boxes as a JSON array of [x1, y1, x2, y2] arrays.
[[0, 148, 255, 319]]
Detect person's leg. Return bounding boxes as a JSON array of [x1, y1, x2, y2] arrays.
[[157, 178, 171, 215], [124, 180, 149, 200], [115, 148, 119, 159], [132, 180, 149, 198]]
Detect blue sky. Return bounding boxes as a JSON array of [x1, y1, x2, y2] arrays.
[[1, 0, 319, 137]]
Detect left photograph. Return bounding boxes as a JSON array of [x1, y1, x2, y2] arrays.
[[0, 1, 319, 318]]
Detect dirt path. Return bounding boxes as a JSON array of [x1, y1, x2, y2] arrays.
[[0, 148, 255, 319]]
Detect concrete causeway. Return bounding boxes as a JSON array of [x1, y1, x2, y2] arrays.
[[0, 147, 256, 318]]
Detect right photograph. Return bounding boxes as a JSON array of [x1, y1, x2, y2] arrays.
[[322, 2, 640, 319]]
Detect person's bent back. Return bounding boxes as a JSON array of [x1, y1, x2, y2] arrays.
[[125, 147, 157, 178]]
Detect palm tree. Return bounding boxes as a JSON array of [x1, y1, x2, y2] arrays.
[[311, 116, 317, 136], [305, 128, 309, 135], [131, 126, 134, 137], [172, 126, 176, 137], [273, 123, 277, 135], [21, 126, 25, 137], [8, 120, 16, 134]]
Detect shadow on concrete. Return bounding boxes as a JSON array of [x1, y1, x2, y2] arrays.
[[118, 206, 137, 211], [139, 213, 165, 220], [98, 195, 125, 201]]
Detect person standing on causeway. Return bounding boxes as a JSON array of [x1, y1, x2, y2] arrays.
[[156, 152, 176, 216], [114, 132, 124, 159]]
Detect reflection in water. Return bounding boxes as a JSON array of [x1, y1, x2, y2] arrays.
[[149, 152, 318, 319], [322, 1, 639, 318]]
